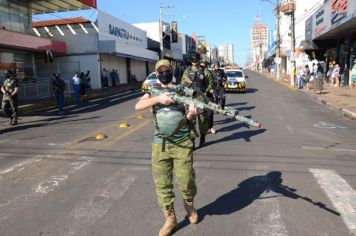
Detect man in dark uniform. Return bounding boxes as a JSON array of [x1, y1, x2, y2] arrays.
[[1, 71, 19, 125], [181, 53, 214, 147], [212, 62, 227, 109]]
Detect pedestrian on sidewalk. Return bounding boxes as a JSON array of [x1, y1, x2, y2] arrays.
[[52, 73, 66, 115], [110, 69, 117, 87], [1, 70, 19, 125], [297, 66, 305, 89], [304, 65, 311, 90], [72, 72, 80, 103], [135, 59, 199, 236], [115, 69, 120, 85], [333, 64, 340, 87], [351, 59, 356, 89], [79, 72, 86, 95]]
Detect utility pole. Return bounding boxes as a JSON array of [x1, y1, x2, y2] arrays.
[[159, 5, 163, 59], [290, 4, 296, 86], [276, 0, 281, 80], [159, 4, 174, 59]]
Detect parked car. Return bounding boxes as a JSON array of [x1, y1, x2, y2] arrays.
[[224, 68, 248, 92], [141, 72, 177, 92], [141, 72, 159, 92]]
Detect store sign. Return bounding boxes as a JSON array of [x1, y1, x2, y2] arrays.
[[98, 10, 147, 48], [108, 24, 143, 43], [331, 0, 348, 25], [316, 9, 325, 26]]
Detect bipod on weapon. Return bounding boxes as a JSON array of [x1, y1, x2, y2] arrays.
[[152, 85, 262, 128]]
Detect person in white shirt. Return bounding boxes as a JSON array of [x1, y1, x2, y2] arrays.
[[72, 73, 80, 102]]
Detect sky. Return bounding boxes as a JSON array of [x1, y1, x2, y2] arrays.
[[33, 0, 277, 66]]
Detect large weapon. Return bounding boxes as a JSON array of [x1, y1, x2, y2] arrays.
[[151, 85, 262, 128]]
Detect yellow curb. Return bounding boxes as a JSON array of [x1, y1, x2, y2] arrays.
[[95, 134, 108, 140], [119, 122, 130, 128], [136, 114, 145, 119]]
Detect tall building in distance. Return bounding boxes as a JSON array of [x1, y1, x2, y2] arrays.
[[218, 44, 234, 65], [250, 16, 268, 70]]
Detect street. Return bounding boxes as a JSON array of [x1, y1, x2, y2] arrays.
[[1, 71, 356, 236]]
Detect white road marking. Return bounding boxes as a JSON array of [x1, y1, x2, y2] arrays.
[[277, 113, 284, 121], [89, 90, 137, 103], [109, 92, 141, 102], [251, 197, 288, 236], [65, 167, 145, 235], [313, 121, 347, 129], [35, 175, 68, 194], [71, 104, 98, 112], [286, 125, 293, 133], [310, 168, 356, 235], [0, 158, 42, 175]]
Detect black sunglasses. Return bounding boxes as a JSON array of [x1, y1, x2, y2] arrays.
[[158, 70, 172, 75]]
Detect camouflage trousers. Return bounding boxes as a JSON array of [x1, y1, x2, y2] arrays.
[[152, 138, 197, 210], [2, 97, 18, 120]]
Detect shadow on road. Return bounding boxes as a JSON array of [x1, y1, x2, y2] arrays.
[[206, 128, 266, 145], [0, 116, 100, 135], [176, 171, 340, 232]]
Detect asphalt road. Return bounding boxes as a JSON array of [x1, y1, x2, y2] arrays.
[[0, 71, 356, 236]]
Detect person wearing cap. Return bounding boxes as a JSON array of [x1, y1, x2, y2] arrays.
[[181, 53, 214, 147], [135, 59, 199, 236], [1, 70, 19, 125], [52, 73, 66, 114], [351, 59, 356, 89]]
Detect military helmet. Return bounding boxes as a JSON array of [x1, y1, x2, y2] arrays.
[[191, 53, 200, 63]]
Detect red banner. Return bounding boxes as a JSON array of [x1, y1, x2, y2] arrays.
[[78, 0, 97, 8]]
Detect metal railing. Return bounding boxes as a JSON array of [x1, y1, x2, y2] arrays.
[[18, 78, 73, 101]]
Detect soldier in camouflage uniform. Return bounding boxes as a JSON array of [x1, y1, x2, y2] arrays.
[[135, 59, 199, 236], [181, 53, 214, 147], [1, 71, 19, 125]]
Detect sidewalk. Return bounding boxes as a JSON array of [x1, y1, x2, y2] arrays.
[[2, 83, 142, 114], [264, 72, 356, 120]]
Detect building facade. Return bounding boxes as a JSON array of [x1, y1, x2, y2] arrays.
[[306, 0, 356, 85], [33, 11, 159, 89], [0, 0, 96, 100], [251, 20, 269, 70], [218, 44, 234, 65]]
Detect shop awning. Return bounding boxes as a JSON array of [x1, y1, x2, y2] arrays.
[[30, 0, 97, 14], [0, 29, 66, 53], [299, 40, 319, 51]]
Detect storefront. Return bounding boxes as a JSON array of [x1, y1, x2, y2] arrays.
[[307, 0, 356, 85], [33, 11, 159, 89], [0, 0, 96, 100], [97, 10, 159, 85]]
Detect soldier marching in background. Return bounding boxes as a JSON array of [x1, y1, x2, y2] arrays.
[[181, 53, 214, 147], [212, 62, 227, 109], [1, 71, 19, 125]]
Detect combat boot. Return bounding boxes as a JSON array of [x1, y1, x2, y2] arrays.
[[11, 119, 18, 126], [6, 118, 12, 125], [183, 200, 198, 224], [159, 207, 177, 236]]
